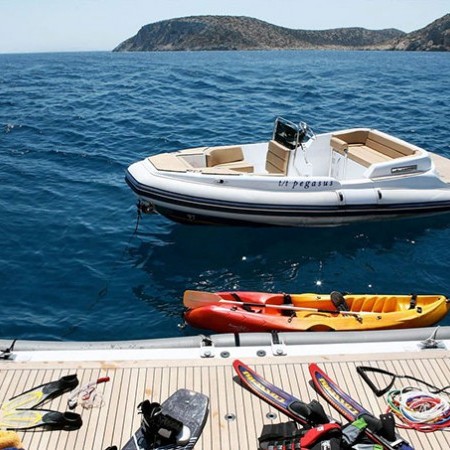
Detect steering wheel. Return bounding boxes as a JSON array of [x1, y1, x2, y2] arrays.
[[300, 121, 316, 142]]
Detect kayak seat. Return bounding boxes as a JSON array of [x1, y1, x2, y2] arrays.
[[381, 297, 399, 313], [266, 140, 291, 175], [205, 146, 253, 173], [350, 296, 398, 313], [372, 297, 385, 312], [352, 296, 377, 312], [330, 291, 349, 311]]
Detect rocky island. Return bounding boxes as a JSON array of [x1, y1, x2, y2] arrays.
[[387, 13, 450, 51], [113, 14, 450, 52]]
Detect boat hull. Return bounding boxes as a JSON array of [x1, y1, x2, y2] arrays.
[[126, 172, 450, 227], [184, 292, 450, 333], [155, 204, 450, 227]]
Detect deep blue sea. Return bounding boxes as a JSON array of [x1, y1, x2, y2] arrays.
[[1, 50, 450, 341]]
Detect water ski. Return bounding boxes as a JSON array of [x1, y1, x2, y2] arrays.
[[121, 389, 209, 450]]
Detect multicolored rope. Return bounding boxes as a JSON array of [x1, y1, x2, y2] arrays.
[[387, 387, 450, 432]]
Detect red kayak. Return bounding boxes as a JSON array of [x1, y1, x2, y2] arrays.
[[183, 290, 449, 333]]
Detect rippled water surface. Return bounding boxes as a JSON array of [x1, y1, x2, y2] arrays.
[[1, 51, 450, 341]]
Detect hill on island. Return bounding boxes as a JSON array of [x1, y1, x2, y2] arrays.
[[384, 13, 450, 51], [113, 15, 405, 52], [113, 14, 450, 52]]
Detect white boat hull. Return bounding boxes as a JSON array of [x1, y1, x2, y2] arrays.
[[125, 119, 450, 226], [126, 169, 450, 226]]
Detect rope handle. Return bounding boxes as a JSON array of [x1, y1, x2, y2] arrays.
[[356, 366, 395, 397]]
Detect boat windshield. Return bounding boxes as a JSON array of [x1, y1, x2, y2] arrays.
[[273, 117, 307, 150]]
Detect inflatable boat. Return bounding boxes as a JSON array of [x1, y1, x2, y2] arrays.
[[183, 290, 450, 333], [125, 118, 450, 226]]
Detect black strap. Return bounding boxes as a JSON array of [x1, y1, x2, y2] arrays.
[[139, 400, 183, 444], [306, 399, 330, 424], [258, 421, 302, 444], [288, 399, 330, 425], [357, 412, 396, 442], [281, 293, 295, 316], [230, 292, 253, 312], [380, 413, 396, 441], [409, 293, 417, 310], [230, 292, 243, 302]]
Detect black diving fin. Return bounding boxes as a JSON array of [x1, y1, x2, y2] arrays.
[[0, 409, 82, 431], [0, 373, 82, 432], [2, 374, 79, 411]]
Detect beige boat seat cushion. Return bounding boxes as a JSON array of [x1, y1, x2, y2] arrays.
[[331, 130, 419, 168], [205, 146, 253, 173], [265, 140, 291, 174], [148, 153, 193, 172]]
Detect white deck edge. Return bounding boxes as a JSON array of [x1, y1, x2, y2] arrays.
[[2, 326, 448, 362]]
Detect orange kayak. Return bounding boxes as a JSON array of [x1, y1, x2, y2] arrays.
[[183, 290, 450, 333]]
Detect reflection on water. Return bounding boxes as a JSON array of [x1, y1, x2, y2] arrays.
[[127, 214, 450, 336]]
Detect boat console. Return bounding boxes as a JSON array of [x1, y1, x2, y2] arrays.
[[273, 117, 314, 149]]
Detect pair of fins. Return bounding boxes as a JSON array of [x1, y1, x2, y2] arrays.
[[1, 374, 82, 431]]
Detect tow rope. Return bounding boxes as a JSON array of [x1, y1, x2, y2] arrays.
[[386, 387, 450, 432], [357, 365, 450, 432]]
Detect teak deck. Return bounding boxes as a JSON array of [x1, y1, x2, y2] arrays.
[[2, 350, 450, 449]]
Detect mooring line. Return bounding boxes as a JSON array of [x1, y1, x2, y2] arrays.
[[61, 203, 142, 337]]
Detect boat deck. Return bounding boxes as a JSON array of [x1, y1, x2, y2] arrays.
[[431, 152, 450, 183], [3, 349, 450, 449]]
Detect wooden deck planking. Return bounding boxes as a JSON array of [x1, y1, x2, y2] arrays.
[[0, 351, 447, 449]]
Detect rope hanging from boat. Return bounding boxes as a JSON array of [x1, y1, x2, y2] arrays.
[[62, 204, 142, 338], [96, 202, 142, 298], [133, 200, 143, 234], [386, 387, 450, 432]]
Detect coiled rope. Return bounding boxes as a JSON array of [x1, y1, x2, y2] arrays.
[[387, 387, 450, 432]]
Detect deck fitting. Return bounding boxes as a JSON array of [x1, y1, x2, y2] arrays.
[[419, 326, 446, 350]]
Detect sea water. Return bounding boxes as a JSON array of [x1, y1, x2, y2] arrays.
[[1, 50, 450, 341]]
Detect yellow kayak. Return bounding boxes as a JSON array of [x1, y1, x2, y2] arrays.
[[183, 290, 450, 332]]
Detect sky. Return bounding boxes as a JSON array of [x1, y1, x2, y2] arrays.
[[0, 0, 448, 53]]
